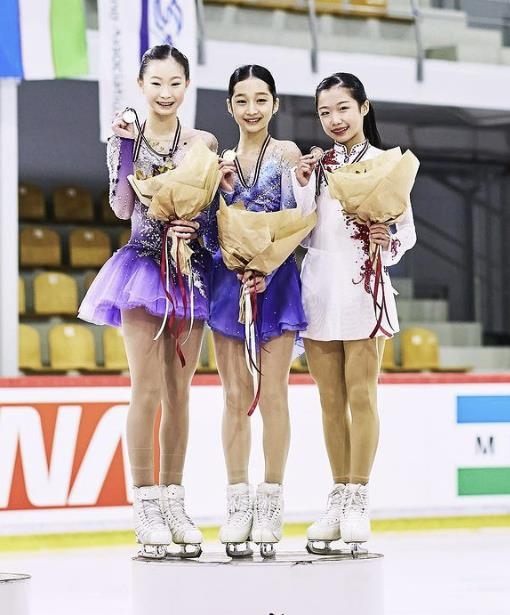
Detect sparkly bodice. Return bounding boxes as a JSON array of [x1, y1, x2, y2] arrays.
[[222, 142, 297, 212]]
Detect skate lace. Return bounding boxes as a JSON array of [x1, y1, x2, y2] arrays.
[[140, 498, 167, 530], [343, 488, 368, 520], [167, 498, 196, 530], [256, 493, 280, 522], [318, 488, 344, 524], [227, 493, 252, 526]]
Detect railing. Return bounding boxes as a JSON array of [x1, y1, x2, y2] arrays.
[[197, 0, 424, 80]]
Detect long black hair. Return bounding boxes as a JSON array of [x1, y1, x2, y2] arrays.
[[227, 64, 277, 100], [315, 73, 382, 148], [138, 44, 190, 81]]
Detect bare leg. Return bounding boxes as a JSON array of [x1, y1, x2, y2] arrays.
[[304, 339, 350, 485], [258, 332, 294, 484], [159, 321, 205, 486], [344, 337, 385, 484], [213, 332, 254, 484], [122, 308, 164, 487]]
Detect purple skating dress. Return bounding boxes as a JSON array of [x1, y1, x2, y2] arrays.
[[78, 136, 211, 327], [207, 141, 307, 343]]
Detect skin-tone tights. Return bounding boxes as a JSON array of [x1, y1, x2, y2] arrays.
[[213, 330, 295, 485], [303, 337, 385, 485], [121, 307, 204, 487]]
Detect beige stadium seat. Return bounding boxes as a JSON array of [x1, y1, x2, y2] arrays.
[[401, 327, 471, 372], [19, 324, 43, 371], [19, 183, 46, 221], [118, 228, 131, 248], [48, 323, 97, 371], [103, 327, 128, 371], [53, 185, 94, 222], [69, 228, 112, 268], [19, 277, 26, 315], [20, 227, 61, 267], [100, 190, 119, 224], [33, 271, 78, 315], [290, 353, 308, 373], [197, 328, 217, 373], [380, 337, 397, 371]]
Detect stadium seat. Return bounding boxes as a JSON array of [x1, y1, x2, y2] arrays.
[[118, 228, 131, 248], [19, 277, 26, 315], [19, 324, 43, 371], [100, 190, 119, 224], [103, 327, 128, 371], [197, 327, 217, 373], [69, 228, 112, 268], [53, 185, 94, 222], [19, 183, 46, 221], [290, 353, 308, 373], [401, 327, 470, 372], [20, 227, 62, 267], [48, 323, 97, 371], [33, 271, 78, 315]]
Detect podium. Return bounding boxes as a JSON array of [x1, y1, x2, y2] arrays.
[[133, 551, 384, 614], [0, 573, 31, 615]]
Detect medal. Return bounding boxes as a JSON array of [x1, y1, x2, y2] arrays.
[[223, 149, 237, 162], [122, 108, 137, 124]]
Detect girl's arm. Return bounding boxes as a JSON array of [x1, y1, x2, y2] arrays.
[[107, 136, 135, 220], [280, 141, 316, 214], [381, 203, 417, 266]]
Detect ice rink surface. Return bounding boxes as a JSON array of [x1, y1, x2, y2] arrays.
[[1, 528, 509, 615]]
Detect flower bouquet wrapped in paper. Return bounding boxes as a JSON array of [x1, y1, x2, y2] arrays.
[[325, 147, 420, 337], [127, 140, 221, 354], [217, 197, 317, 414]]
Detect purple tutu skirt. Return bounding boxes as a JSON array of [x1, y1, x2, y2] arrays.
[[78, 245, 209, 327], [208, 254, 307, 344]]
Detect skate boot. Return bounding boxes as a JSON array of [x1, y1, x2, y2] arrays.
[[162, 484, 203, 558], [252, 482, 283, 559], [306, 483, 349, 556], [340, 483, 370, 557], [133, 485, 171, 559], [220, 483, 254, 558]]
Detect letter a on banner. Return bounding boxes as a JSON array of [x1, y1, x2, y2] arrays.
[[98, 0, 197, 142]]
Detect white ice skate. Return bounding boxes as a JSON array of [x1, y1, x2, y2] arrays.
[[162, 484, 203, 558], [220, 483, 254, 558], [340, 483, 370, 557], [252, 483, 283, 558], [306, 483, 351, 556], [133, 485, 171, 559]]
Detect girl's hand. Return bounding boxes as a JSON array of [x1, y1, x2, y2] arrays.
[[112, 111, 136, 139], [295, 153, 317, 187], [368, 223, 391, 250], [237, 271, 266, 294], [219, 159, 237, 192], [170, 219, 199, 241]]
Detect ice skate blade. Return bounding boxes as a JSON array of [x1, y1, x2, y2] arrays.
[[137, 544, 167, 560], [306, 540, 353, 557], [166, 544, 202, 559], [257, 542, 276, 559], [225, 542, 253, 559], [345, 542, 369, 559]]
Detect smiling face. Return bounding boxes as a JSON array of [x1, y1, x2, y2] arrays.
[[138, 56, 188, 117], [317, 85, 369, 149], [227, 77, 279, 135]]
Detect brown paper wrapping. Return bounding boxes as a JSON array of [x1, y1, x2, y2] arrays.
[[217, 198, 317, 277], [127, 139, 221, 275], [325, 147, 420, 225]]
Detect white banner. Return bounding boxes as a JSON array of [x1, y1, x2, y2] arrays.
[[98, 0, 197, 142]]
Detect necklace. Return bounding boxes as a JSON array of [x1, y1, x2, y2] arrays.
[[133, 117, 181, 164], [234, 134, 271, 189]]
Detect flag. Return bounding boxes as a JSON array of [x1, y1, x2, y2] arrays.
[[456, 395, 510, 496], [0, 0, 89, 80], [98, 0, 197, 142]]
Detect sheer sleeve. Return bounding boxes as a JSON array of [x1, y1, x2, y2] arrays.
[[107, 136, 135, 220]]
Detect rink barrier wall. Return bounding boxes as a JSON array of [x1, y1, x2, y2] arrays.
[[1, 373, 510, 535]]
